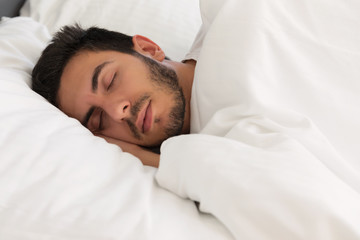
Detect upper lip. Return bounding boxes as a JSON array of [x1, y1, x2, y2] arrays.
[[136, 101, 150, 133]]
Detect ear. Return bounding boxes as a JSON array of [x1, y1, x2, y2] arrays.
[[132, 35, 166, 62]]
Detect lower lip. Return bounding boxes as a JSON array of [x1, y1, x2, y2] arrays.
[[143, 101, 152, 133]]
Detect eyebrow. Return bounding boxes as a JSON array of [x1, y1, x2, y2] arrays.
[[81, 61, 112, 126], [92, 61, 112, 92]]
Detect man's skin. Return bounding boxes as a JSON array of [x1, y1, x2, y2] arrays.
[[57, 35, 196, 167]]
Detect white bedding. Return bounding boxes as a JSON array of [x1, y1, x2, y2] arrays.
[[0, 0, 359, 239], [156, 0, 360, 239]]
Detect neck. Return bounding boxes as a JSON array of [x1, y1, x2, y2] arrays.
[[163, 59, 196, 134]]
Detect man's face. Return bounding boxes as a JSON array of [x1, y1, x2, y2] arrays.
[[58, 50, 185, 147]]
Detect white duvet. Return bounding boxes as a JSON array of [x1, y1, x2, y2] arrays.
[[0, 0, 360, 239], [157, 0, 360, 239]]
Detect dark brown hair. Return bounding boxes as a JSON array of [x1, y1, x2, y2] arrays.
[[32, 25, 135, 106]]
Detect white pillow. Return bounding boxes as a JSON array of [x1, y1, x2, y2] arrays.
[[20, 0, 202, 61]]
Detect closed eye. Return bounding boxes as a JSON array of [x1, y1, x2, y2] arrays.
[[98, 110, 104, 131], [107, 72, 117, 91]]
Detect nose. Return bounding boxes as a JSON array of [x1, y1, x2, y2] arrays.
[[104, 100, 131, 122]]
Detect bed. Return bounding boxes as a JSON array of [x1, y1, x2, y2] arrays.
[[1, 0, 360, 239]]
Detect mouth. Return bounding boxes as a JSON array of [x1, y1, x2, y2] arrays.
[[136, 100, 153, 134]]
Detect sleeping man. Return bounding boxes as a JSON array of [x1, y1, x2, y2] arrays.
[[31, 0, 360, 171], [31, 0, 360, 238], [32, 25, 195, 167]]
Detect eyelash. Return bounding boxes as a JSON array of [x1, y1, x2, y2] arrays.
[[97, 72, 116, 131], [107, 72, 117, 91], [98, 110, 104, 131]]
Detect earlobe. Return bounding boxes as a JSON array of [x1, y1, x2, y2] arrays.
[[132, 35, 166, 62]]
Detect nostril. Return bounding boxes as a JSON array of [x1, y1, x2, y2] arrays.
[[123, 105, 128, 111]]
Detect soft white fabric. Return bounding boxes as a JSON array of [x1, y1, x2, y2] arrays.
[[156, 0, 360, 239], [0, 17, 232, 240], [19, 0, 202, 61]]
